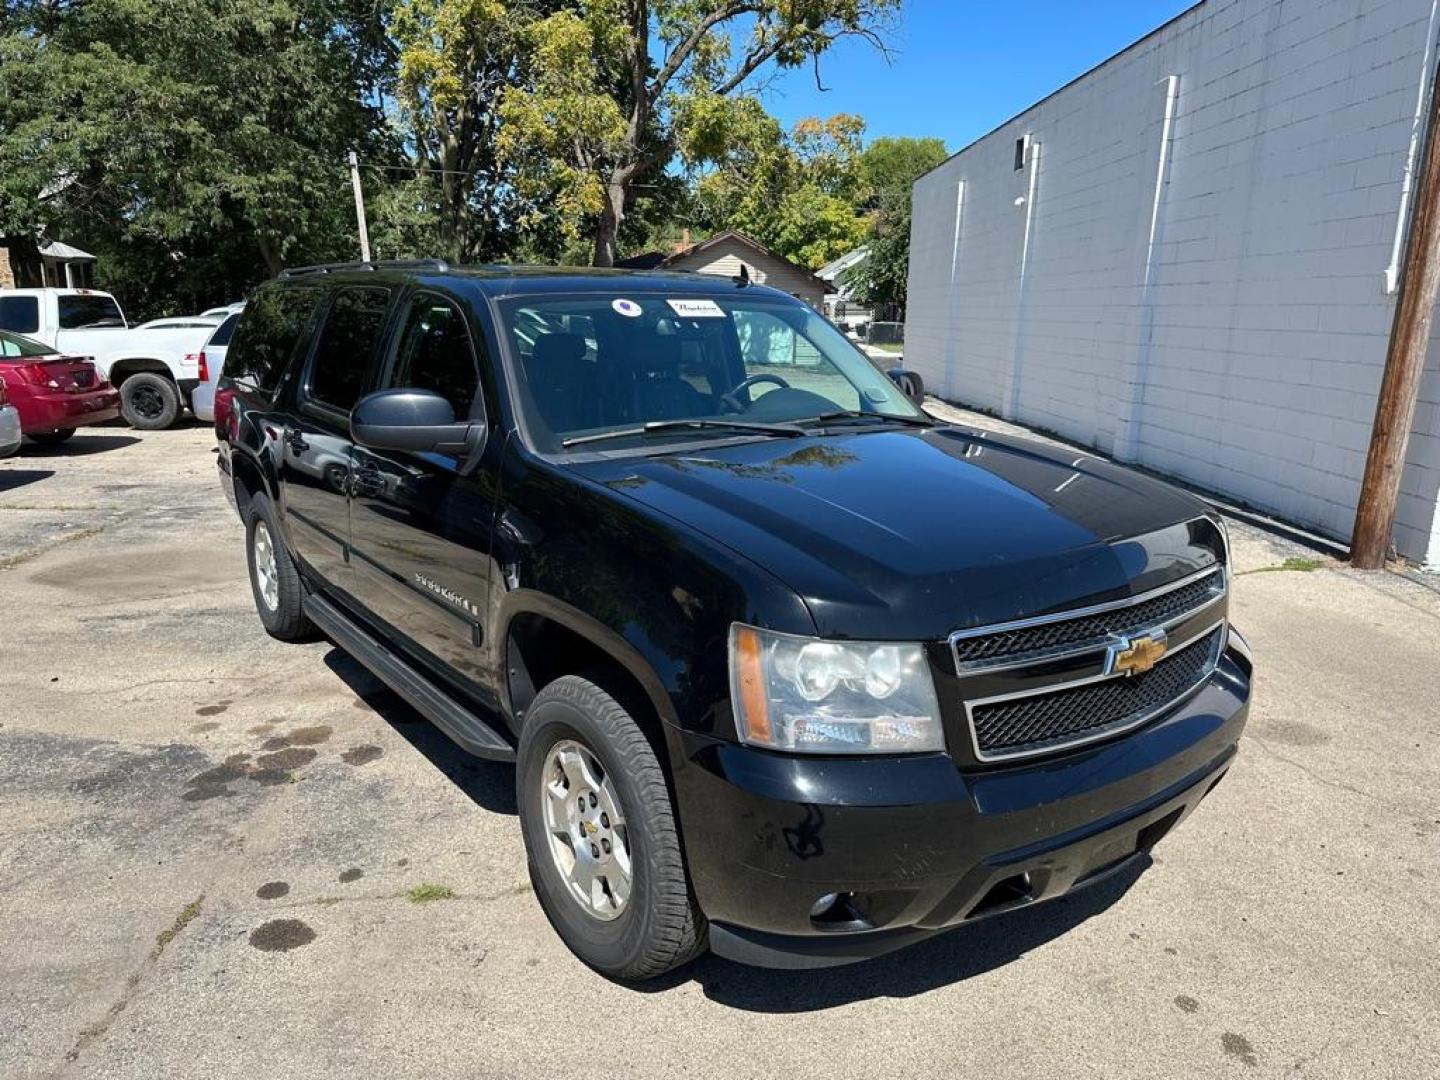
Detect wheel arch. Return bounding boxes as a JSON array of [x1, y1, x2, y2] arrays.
[[500, 593, 680, 741], [228, 446, 275, 518], [106, 357, 176, 385]]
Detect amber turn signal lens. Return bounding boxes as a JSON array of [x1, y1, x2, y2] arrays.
[[733, 625, 771, 743]]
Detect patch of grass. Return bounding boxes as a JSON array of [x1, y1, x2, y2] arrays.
[[407, 883, 456, 904], [1239, 556, 1326, 576], [869, 342, 904, 354], [152, 895, 204, 959]]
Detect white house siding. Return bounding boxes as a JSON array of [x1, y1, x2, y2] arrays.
[[906, 0, 1440, 566], [668, 238, 827, 309]]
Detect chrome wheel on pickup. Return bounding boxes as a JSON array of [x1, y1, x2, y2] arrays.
[[540, 740, 632, 920]]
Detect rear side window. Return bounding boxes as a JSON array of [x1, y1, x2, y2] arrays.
[[387, 294, 480, 418], [308, 287, 390, 413], [0, 296, 40, 334], [209, 312, 241, 347], [226, 287, 320, 395], [57, 294, 124, 329]]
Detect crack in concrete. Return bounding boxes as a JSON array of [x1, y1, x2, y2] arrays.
[[1245, 734, 1425, 816], [0, 522, 114, 570], [59, 894, 205, 1072], [274, 881, 531, 911]]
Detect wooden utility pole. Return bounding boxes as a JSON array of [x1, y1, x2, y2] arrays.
[[348, 151, 372, 263], [1352, 60, 1440, 569]]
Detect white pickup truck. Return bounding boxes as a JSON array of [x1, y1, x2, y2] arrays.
[[0, 288, 218, 428]]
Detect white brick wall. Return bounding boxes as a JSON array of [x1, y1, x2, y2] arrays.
[[907, 0, 1440, 566]]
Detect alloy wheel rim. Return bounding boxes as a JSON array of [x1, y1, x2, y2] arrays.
[[252, 521, 280, 611], [540, 739, 632, 921]]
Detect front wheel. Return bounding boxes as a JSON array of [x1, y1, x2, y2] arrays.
[[517, 676, 705, 980], [29, 428, 75, 445], [120, 373, 181, 429]]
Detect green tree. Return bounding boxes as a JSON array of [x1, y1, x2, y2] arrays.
[[692, 111, 867, 268], [848, 135, 948, 317], [499, 0, 899, 267], [387, 0, 563, 262], [0, 0, 389, 305]]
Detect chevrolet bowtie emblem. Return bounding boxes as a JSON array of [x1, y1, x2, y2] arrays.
[[1109, 631, 1168, 676]]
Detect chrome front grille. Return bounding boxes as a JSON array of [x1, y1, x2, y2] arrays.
[[949, 566, 1228, 762], [950, 568, 1225, 669], [969, 625, 1224, 759]]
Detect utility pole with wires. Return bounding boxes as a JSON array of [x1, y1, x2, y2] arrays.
[[1351, 56, 1440, 569], [348, 151, 372, 263]]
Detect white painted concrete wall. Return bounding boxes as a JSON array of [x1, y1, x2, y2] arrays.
[[906, 0, 1440, 565]]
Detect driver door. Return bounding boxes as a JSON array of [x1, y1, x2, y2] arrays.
[[346, 290, 502, 702]]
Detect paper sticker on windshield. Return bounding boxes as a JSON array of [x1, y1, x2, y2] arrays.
[[612, 298, 642, 318], [666, 298, 725, 319]]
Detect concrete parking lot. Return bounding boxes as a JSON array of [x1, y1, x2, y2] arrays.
[[2, 418, 1438, 1080]]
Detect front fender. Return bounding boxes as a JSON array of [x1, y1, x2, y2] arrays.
[[492, 442, 814, 740]]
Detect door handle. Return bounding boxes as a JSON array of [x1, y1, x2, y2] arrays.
[[284, 428, 309, 454]]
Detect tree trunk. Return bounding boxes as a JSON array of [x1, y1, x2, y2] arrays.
[[592, 178, 628, 267], [256, 233, 283, 278]]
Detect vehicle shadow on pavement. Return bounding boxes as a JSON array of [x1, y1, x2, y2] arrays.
[[0, 468, 55, 492], [18, 434, 140, 457], [664, 858, 1149, 1010], [322, 647, 517, 815]]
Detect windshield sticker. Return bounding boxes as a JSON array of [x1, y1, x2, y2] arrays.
[[666, 298, 725, 319], [611, 298, 643, 318]]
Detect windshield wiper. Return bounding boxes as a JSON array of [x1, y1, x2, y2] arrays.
[[562, 418, 807, 448], [803, 410, 935, 429]]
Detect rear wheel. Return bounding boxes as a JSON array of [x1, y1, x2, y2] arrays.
[[29, 428, 75, 445], [120, 373, 181, 429], [244, 492, 316, 642], [517, 676, 705, 980]]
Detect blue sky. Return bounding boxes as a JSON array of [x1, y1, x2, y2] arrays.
[[758, 2, 1196, 152]]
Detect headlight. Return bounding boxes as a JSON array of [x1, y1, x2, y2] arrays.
[[729, 624, 944, 754]]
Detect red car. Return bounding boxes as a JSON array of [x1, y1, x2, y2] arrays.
[[0, 328, 120, 445]]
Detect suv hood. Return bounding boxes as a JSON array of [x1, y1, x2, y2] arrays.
[[572, 426, 1223, 640]]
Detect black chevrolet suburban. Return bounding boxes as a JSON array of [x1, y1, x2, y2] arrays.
[[215, 260, 1252, 979]]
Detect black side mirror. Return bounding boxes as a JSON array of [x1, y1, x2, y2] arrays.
[[350, 388, 482, 456], [887, 368, 925, 406]]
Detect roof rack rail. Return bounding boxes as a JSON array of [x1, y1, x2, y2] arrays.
[[278, 258, 451, 279]]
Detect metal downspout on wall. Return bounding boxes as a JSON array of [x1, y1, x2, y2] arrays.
[[943, 180, 967, 399], [1002, 137, 1042, 419], [1116, 74, 1182, 463]]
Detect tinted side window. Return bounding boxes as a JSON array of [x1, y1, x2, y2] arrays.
[[388, 294, 480, 417], [226, 286, 320, 395], [209, 312, 241, 347], [57, 294, 124, 329], [0, 296, 40, 334], [309, 287, 390, 413]]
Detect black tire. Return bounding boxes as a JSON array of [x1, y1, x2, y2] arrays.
[[517, 676, 705, 980], [119, 372, 181, 429], [244, 492, 316, 642], [29, 428, 75, 445]]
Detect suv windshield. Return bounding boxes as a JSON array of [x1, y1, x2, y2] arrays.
[[499, 291, 921, 450]]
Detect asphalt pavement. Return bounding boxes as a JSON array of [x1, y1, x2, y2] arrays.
[[1, 416, 1437, 1079]]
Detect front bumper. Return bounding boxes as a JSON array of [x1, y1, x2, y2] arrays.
[[17, 388, 121, 433], [671, 645, 1251, 968], [0, 405, 21, 457]]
